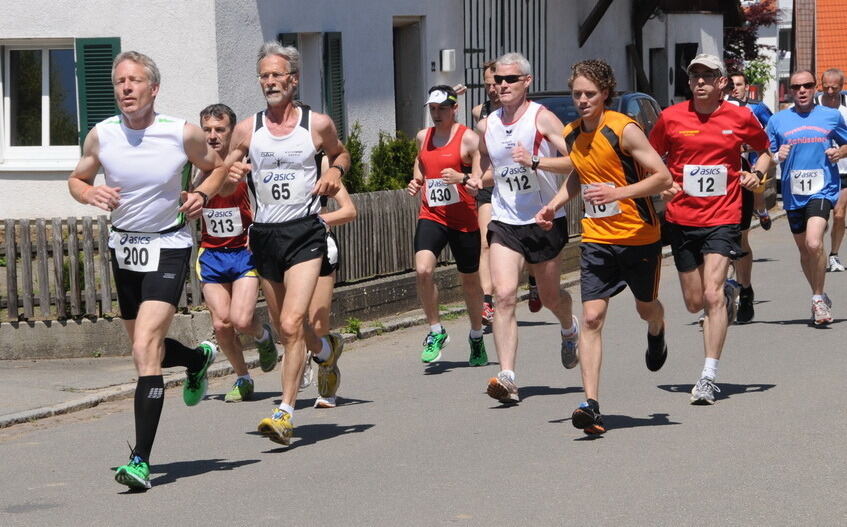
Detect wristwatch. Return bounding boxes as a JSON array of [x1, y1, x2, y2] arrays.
[[462, 174, 470, 185], [752, 169, 765, 182], [531, 155, 540, 170]]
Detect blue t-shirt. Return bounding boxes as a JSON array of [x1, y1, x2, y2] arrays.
[[727, 97, 773, 166], [766, 105, 847, 210]]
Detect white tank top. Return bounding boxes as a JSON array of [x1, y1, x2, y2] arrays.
[[248, 107, 321, 223], [97, 114, 192, 249], [485, 102, 564, 225]]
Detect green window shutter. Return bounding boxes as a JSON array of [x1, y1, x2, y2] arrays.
[[323, 32, 346, 141], [75, 37, 120, 148], [277, 33, 298, 48]]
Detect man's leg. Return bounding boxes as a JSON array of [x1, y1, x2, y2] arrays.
[[203, 282, 248, 377], [489, 243, 524, 372], [229, 276, 262, 340], [578, 298, 608, 402], [700, 253, 732, 361], [528, 257, 573, 326], [477, 202, 495, 322], [795, 217, 828, 295], [459, 271, 484, 332], [736, 230, 755, 324], [415, 250, 440, 325], [828, 188, 846, 270]]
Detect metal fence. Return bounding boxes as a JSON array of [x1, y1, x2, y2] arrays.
[[1, 189, 582, 322]]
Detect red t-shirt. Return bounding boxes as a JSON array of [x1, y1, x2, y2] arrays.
[[649, 100, 769, 226], [199, 180, 253, 249], [417, 124, 478, 232]]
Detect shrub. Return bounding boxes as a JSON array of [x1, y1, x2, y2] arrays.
[[367, 131, 417, 191], [343, 122, 368, 194]]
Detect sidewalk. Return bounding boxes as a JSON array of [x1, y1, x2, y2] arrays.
[[0, 212, 783, 428]]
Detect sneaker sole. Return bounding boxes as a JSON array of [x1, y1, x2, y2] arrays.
[[561, 348, 578, 369], [645, 344, 667, 372], [314, 397, 337, 408], [115, 470, 151, 490], [486, 378, 519, 403], [572, 408, 606, 434], [421, 335, 449, 363], [257, 424, 291, 445], [689, 395, 716, 405]]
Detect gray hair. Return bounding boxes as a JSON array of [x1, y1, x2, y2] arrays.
[[496, 52, 532, 76], [112, 51, 161, 85], [822, 68, 844, 84], [257, 41, 300, 74]]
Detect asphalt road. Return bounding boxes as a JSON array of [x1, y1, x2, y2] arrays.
[[1, 217, 845, 526]]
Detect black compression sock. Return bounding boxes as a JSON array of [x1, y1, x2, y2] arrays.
[[528, 274, 537, 286], [133, 375, 164, 462], [162, 338, 204, 371], [484, 294, 493, 304]]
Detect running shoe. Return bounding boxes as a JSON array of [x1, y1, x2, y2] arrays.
[[115, 454, 151, 490], [690, 376, 720, 405], [257, 408, 293, 445], [571, 401, 606, 435], [560, 316, 579, 369], [183, 341, 217, 406], [736, 286, 754, 324], [827, 254, 845, 272], [468, 335, 488, 366], [486, 371, 519, 404], [317, 333, 344, 399], [314, 396, 337, 409], [812, 298, 833, 326], [224, 377, 254, 403], [645, 330, 667, 372], [528, 284, 542, 313], [698, 312, 705, 328], [724, 279, 740, 325], [300, 351, 314, 391], [755, 209, 772, 231], [420, 329, 449, 363], [256, 323, 279, 372], [481, 302, 495, 326]]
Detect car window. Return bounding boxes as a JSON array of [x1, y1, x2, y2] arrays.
[[625, 97, 641, 120], [532, 97, 580, 125], [637, 98, 659, 134]]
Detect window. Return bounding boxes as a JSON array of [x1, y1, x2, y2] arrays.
[[0, 38, 119, 170]]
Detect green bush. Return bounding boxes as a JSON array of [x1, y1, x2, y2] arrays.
[[367, 131, 417, 191], [343, 122, 368, 194]]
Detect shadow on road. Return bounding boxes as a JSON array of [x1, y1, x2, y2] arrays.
[[753, 318, 845, 328], [657, 382, 775, 401], [520, 385, 583, 400], [254, 423, 375, 452], [208, 391, 281, 403], [424, 360, 498, 375], [516, 320, 556, 327], [143, 458, 261, 488]]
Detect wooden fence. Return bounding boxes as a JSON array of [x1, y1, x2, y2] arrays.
[[1, 189, 582, 322]]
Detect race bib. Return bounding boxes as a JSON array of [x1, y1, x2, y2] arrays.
[[256, 166, 311, 205], [495, 164, 540, 196], [582, 183, 621, 218], [203, 207, 243, 237], [683, 165, 727, 197], [425, 179, 460, 207], [789, 169, 824, 196], [115, 232, 161, 272]]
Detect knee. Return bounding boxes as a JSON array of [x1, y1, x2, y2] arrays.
[[834, 207, 847, 222], [416, 265, 434, 283], [682, 296, 702, 313], [582, 310, 604, 331], [636, 300, 660, 322], [805, 238, 823, 254], [493, 286, 517, 309], [703, 288, 725, 310], [212, 317, 233, 335], [229, 314, 253, 334], [279, 313, 306, 340]]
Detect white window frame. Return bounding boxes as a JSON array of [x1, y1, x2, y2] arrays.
[[0, 38, 81, 171]]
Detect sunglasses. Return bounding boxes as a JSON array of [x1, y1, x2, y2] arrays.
[[493, 74, 526, 84], [790, 82, 816, 90]]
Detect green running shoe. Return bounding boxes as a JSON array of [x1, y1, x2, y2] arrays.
[[468, 335, 487, 366], [421, 329, 449, 363], [183, 341, 217, 406], [224, 377, 254, 402], [256, 323, 279, 372], [115, 455, 151, 490]]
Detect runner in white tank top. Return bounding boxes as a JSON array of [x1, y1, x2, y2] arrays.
[[222, 43, 351, 447], [471, 52, 579, 406], [67, 51, 228, 491]]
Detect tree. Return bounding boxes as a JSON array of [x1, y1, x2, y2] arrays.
[[724, 0, 781, 74]]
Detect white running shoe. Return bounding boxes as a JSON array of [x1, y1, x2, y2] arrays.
[[812, 299, 833, 326], [827, 255, 845, 272], [690, 376, 720, 405]]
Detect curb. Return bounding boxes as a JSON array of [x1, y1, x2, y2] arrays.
[[0, 210, 784, 429]]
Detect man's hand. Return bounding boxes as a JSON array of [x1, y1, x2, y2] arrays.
[[313, 165, 342, 196], [825, 147, 842, 164], [511, 142, 533, 167], [776, 143, 791, 162], [179, 191, 205, 219], [534, 204, 556, 231], [440, 168, 465, 185], [739, 171, 761, 191], [660, 181, 682, 201], [82, 185, 121, 212], [582, 183, 619, 206], [407, 177, 423, 196]]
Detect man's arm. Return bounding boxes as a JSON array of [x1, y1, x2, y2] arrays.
[[407, 130, 426, 196], [312, 113, 349, 196], [512, 107, 574, 174], [535, 172, 579, 230], [181, 122, 226, 217], [469, 119, 493, 189], [68, 128, 121, 212]]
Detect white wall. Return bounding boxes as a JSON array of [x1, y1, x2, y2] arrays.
[[0, 0, 219, 218]]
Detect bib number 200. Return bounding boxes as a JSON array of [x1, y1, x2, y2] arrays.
[[122, 246, 149, 267]]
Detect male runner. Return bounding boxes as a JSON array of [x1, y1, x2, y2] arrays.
[[471, 52, 578, 404], [68, 51, 228, 489], [407, 85, 487, 367], [225, 42, 350, 446], [814, 68, 847, 272], [193, 103, 279, 403], [766, 70, 847, 325], [726, 71, 775, 323], [535, 59, 672, 434], [649, 54, 771, 405]]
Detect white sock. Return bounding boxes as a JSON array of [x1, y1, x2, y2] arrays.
[[256, 326, 270, 342], [561, 317, 578, 337], [702, 358, 719, 380], [278, 403, 294, 421], [237, 374, 252, 382], [812, 294, 824, 303], [314, 337, 332, 362], [469, 328, 484, 339], [430, 323, 444, 334], [500, 369, 515, 383]]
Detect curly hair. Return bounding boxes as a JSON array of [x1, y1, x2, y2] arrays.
[[568, 59, 616, 106]]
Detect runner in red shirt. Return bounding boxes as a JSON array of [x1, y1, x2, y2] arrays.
[[649, 54, 771, 405], [407, 85, 487, 367]]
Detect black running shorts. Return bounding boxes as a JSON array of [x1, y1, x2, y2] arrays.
[[786, 198, 833, 234], [487, 216, 568, 264], [249, 215, 326, 282], [110, 247, 191, 320], [414, 219, 481, 274], [580, 241, 662, 303], [665, 222, 742, 273]]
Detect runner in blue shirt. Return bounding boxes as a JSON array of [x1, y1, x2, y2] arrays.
[[765, 70, 847, 325]]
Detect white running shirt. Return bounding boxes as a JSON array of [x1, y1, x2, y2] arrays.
[[485, 102, 564, 225], [97, 114, 192, 249], [247, 107, 321, 223]]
